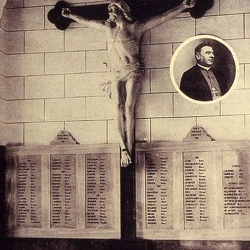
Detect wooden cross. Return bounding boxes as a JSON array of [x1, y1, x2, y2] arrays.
[[48, 0, 214, 30]]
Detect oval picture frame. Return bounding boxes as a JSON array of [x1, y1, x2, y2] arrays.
[[170, 35, 239, 104]]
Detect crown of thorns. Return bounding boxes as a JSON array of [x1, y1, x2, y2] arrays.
[[108, 1, 133, 22]]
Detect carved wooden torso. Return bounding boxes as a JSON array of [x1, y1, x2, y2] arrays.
[[105, 21, 141, 70]]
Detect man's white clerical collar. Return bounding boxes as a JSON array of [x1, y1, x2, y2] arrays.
[[198, 64, 211, 71]]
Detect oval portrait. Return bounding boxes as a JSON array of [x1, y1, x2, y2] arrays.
[[170, 35, 239, 103]]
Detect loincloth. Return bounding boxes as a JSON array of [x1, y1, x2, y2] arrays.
[[112, 62, 145, 82], [100, 62, 144, 98]]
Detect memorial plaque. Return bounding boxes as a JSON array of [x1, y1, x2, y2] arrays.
[[50, 154, 77, 228], [17, 155, 42, 228], [5, 143, 120, 238], [85, 153, 113, 229], [136, 135, 250, 240]]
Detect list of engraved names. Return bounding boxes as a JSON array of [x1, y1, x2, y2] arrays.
[[145, 152, 173, 229], [183, 152, 214, 229], [86, 153, 113, 229], [50, 154, 77, 228], [223, 151, 250, 228], [17, 155, 42, 227]]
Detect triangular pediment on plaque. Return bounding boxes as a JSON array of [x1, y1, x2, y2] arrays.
[[183, 126, 214, 142], [50, 130, 79, 145]]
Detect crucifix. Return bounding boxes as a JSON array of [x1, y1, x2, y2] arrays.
[[48, 0, 214, 167]]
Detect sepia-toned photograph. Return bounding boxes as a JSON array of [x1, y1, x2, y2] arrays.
[[170, 35, 239, 103], [1, 0, 250, 250]]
